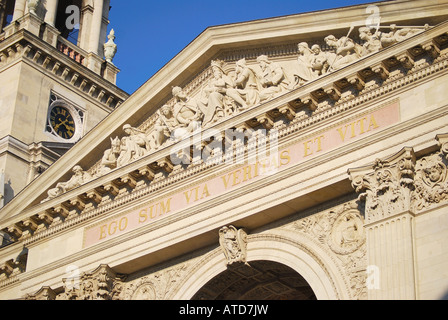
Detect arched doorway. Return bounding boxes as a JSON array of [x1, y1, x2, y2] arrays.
[[192, 260, 317, 300], [172, 231, 346, 300]]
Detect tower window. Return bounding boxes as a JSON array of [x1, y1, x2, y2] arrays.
[[0, 0, 15, 34]]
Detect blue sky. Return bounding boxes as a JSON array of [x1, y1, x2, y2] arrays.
[[108, 0, 375, 94]]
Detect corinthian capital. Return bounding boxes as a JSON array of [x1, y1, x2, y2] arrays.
[[348, 147, 416, 224]]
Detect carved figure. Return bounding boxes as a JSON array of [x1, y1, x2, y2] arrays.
[[310, 44, 336, 76], [27, 0, 40, 15], [97, 137, 122, 175], [46, 165, 92, 200], [359, 27, 382, 56], [324, 34, 361, 71], [294, 42, 318, 86], [350, 150, 415, 223], [413, 153, 448, 211], [219, 225, 248, 266], [151, 104, 179, 148], [171, 86, 202, 141], [256, 55, 291, 102], [198, 60, 231, 125], [226, 58, 261, 109], [117, 124, 150, 167], [380, 25, 425, 48]]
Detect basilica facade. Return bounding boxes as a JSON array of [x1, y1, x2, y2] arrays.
[[0, 0, 448, 300]]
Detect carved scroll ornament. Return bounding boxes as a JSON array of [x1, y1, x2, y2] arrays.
[[219, 225, 248, 266]]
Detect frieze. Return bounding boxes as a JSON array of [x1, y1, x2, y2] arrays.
[[82, 102, 399, 248]]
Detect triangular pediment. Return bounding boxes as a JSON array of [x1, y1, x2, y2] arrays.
[[1, 0, 448, 236]]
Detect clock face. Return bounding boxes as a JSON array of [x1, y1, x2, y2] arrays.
[[49, 106, 76, 139]]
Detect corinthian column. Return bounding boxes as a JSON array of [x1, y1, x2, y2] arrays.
[[348, 147, 417, 300]]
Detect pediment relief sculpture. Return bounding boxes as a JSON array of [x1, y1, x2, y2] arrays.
[[41, 23, 431, 202]]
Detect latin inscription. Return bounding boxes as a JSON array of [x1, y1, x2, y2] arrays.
[[83, 102, 400, 248]]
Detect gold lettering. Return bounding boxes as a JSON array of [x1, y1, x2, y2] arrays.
[[243, 165, 252, 182], [350, 121, 356, 138], [184, 189, 194, 204], [315, 136, 324, 152], [119, 217, 128, 231], [149, 205, 157, 219], [280, 150, 291, 166], [337, 125, 348, 142], [303, 140, 313, 157], [159, 198, 172, 215], [254, 161, 260, 178], [139, 208, 148, 223], [99, 225, 107, 240], [357, 117, 368, 134], [232, 169, 242, 186], [304, 135, 325, 157], [108, 221, 117, 236], [221, 174, 231, 189], [257, 158, 268, 174], [270, 154, 279, 170], [368, 115, 379, 131], [201, 185, 210, 200]]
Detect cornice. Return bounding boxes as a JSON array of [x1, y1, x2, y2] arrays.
[[0, 29, 129, 109]]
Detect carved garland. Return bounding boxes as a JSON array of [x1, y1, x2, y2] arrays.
[[290, 201, 367, 300]]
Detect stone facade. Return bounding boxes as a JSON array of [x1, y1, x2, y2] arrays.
[[1, 0, 448, 300]]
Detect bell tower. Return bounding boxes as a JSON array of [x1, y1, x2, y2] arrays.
[[0, 0, 129, 207]]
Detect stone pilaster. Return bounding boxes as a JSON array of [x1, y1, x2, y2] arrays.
[[349, 147, 417, 299]]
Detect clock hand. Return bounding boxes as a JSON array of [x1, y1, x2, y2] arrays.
[[54, 119, 68, 131]]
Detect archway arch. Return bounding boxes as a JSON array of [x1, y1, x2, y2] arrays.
[[192, 260, 317, 300], [172, 230, 349, 300]]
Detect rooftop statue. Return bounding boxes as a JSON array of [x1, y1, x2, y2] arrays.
[[104, 29, 118, 64]]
